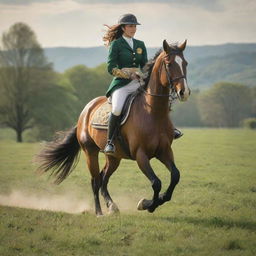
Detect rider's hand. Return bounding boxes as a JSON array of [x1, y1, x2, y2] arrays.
[[130, 72, 140, 80]]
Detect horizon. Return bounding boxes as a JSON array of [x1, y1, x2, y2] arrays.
[[43, 41, 256, 49]]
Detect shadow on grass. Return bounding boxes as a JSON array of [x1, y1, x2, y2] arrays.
[[161, 216, 256, 231]]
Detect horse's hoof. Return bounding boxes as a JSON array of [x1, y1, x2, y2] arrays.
[[137, 198, 152, 210], [137, 198, 146, 210], [108, 202, 120, 215]]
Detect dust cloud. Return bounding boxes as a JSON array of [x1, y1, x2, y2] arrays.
[[0, 190, 90, 214], [0, 190, 141, 214]]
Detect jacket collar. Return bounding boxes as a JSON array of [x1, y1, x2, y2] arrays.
[[120, 36, 137, 52]]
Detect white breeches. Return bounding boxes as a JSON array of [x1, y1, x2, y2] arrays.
[[110, 79, 140, 116]]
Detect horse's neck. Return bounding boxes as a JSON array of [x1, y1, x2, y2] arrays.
[[144, 68, 170, 119]]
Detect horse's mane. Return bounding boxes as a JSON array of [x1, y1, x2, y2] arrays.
[[137, 43, 180, 94], [140, 48, 162, 90]]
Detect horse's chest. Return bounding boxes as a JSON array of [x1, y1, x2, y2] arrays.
[[137, 131, 167, 153]]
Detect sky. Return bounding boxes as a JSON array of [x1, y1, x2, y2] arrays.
[[0, 0, 255, 48]]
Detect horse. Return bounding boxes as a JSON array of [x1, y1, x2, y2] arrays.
[[36, 40, 190, 216]]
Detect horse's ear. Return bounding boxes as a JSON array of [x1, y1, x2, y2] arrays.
[[163, 40, 170, 54], [179, 40, 187, 51]]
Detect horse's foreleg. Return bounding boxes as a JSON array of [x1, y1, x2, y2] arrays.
[[158, 151, 180, 206], [101, 156, 121, 214], [136, 149, 162, 213]]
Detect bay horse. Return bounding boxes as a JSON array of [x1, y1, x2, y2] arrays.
[[37, 40, 190, 216]]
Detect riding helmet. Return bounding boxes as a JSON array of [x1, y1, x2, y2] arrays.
[[118, 14, 141, 25]]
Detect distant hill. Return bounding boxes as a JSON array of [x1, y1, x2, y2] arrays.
[[44, 43, 256, 89]]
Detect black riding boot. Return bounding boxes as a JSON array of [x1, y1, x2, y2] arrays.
[[104, 113, 120, 154], [174, 128, 183, 139]]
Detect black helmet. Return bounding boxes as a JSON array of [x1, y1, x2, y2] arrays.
[[118, 14, 141, 25]]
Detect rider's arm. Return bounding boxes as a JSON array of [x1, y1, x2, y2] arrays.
[[107, 40, 130, 79]]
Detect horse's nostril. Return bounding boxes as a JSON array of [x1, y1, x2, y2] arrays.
[[179, 90, 184, 97]]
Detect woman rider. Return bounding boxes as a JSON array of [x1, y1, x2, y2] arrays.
[[103, 14, 182, 155]]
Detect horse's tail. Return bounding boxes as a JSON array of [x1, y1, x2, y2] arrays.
[[36, 127, 81, 184]]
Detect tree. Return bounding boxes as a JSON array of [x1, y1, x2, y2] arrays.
[[28, 72, 78, 141], [172, 90, 203, 127], [251, 86, 256, 118], [198, 82, 252, 127], [63, 63, 112, 114], [0, 22, 53, 142]]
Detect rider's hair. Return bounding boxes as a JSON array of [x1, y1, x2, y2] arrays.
[[103, 24, 124, 46]]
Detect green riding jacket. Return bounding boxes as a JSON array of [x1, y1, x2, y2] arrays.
[[106, 36, 148, 97]]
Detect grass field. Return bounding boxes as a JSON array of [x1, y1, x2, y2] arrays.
[[0, 128, 255, 256]]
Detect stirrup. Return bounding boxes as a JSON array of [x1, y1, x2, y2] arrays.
[[104, 141, 116, 154]]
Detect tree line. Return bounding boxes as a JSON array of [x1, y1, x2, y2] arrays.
[[172, 84, 256, 128], [0, 23, 255, 142]]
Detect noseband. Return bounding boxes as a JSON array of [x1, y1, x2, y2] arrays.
[[144, 55, 186, 98]]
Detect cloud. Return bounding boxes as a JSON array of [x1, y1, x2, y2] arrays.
[[0, 0, 252, 13], [0, 0, 227, 11], [0, 0, 255, 47], [0, 0, 60, 4], [63, 0, 225, 12]]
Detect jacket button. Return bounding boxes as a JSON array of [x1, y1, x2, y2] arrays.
[[133, 52, 135, 55], [133, 58, 136, 60], [133, 63, 136, 65]]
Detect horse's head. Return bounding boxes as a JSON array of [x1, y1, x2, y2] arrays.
[[159, 40, 190, 101]]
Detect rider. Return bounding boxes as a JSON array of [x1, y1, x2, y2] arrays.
[[103, 14, 182, 155]]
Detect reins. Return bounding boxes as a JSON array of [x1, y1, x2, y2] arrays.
[[141, 56, 185, 100]]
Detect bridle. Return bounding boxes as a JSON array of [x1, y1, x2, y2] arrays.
[[143, 53, 186, 99]]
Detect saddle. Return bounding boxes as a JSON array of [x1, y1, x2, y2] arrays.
[[91, 92, 137, 129]]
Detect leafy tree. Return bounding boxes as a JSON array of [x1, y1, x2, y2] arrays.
[[172, 90, 203, 127], [64, 63, 112, 114], [0, 23, 53, 142], [243, 118, 256, 129], [0, 23, 76, 142], [28, 73, 78, 141], [250, 86, 256, 118], [198, 82, 252, 127]]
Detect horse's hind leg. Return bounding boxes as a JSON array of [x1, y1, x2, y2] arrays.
[[83, 146, 103, 216], [101, 156, 121, 214]]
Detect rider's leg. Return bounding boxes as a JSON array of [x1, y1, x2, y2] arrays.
[[104, 80, 140, 154], [104, 90, 124, 154]]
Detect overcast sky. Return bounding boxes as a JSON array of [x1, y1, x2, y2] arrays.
[[0, 0, 255, 48]]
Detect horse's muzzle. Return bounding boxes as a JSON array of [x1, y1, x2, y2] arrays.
[[177, 88, 190, 101]]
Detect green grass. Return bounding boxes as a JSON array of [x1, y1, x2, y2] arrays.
[[0, 128, 256, 256]]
